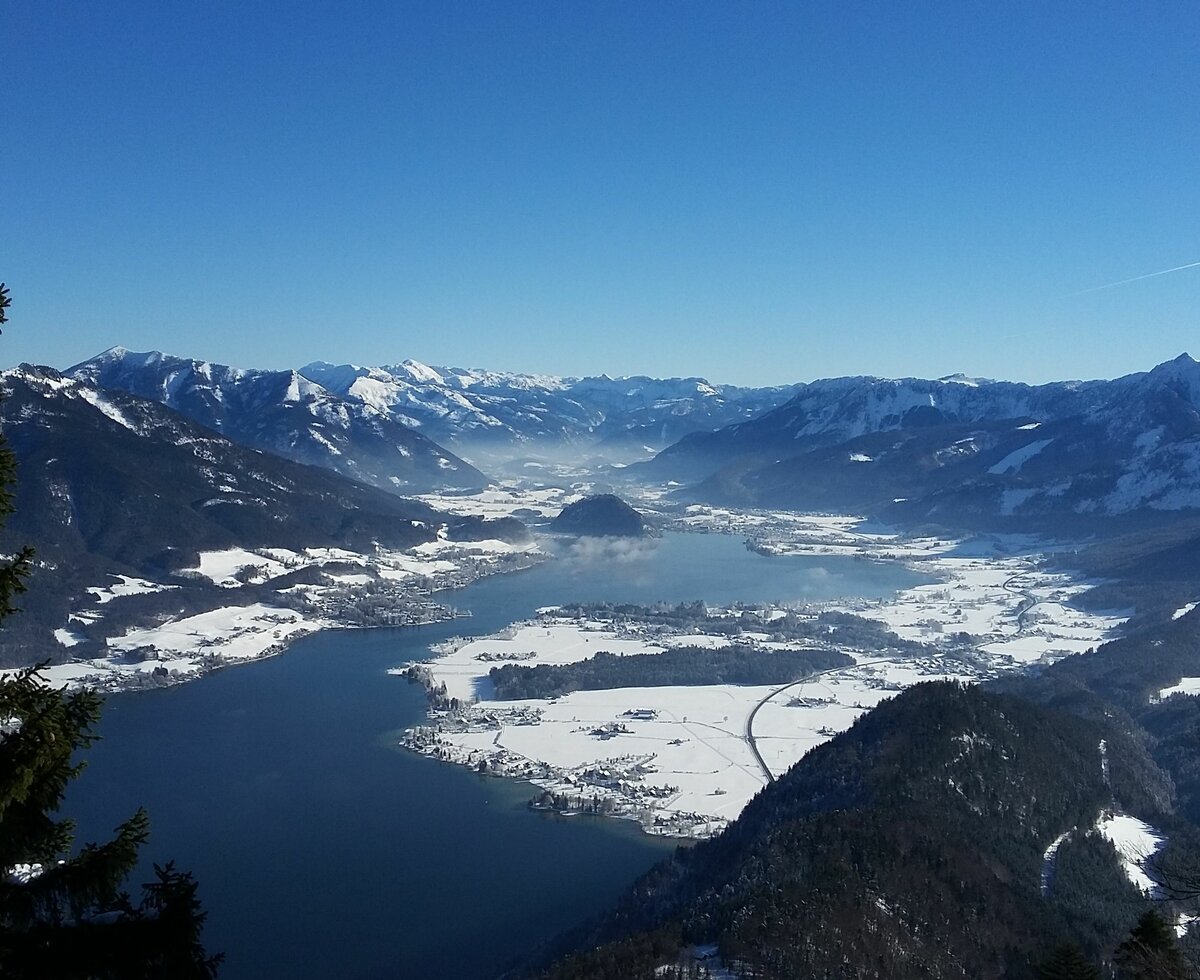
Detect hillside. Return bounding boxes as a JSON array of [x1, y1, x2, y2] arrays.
[[529, 682, 1189, 980], [0, 365, 525, 669], [549, 494, 648, 537], [68, 348, 487, 494], [640, 354, 1200, 531]]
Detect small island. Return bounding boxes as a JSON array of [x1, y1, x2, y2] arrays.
[[550, 494, 648, 537]]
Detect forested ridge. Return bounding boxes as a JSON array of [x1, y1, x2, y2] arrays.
[[489, 645, 851, 699], [522, 673, 1200, 979]]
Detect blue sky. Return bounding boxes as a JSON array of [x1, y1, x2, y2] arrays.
[[2, 1, 1197, 385]]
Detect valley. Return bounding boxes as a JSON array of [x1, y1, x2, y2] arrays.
[[7, 346, 1200, 979], [396, 509, 1125, 839], [10, 11, 1199, 977]]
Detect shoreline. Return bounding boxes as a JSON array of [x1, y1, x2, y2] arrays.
[[22, 540, 547, 694], [396, 511, 1128, 839]]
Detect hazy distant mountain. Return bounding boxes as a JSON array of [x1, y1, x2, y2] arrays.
[[300, 359, 802, 452], [642, 354, 1200, 529], [68, 348, 486, 493]]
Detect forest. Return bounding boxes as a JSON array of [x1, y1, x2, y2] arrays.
[[488, 645, 852, 700], [523, 678, 1200, 979]]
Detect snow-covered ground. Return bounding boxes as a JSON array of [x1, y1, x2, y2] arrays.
[[1094, 811, 1168, 895], [399, 508, 1126, 838], [181, 539, 540, 590], [1158, 677, 1200, 700], [414, 483, 585, 521], [29, 604, 332, 689], [33, 535, 544, 692], [1172, 601, 1198, 621], [86, 574, 178, 604]]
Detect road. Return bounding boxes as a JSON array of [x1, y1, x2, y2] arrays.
[[743, 657, 901, 783], [744, 569, 1042, 783], [1002, 573, 1040, 633]]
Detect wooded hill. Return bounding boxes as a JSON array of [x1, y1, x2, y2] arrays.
[[523, 643, 1200, 978]]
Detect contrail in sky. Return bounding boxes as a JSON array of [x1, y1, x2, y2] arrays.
[[1070, 260, 1200, 296]]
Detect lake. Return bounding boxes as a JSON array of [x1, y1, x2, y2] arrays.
[[64, 532, 926, 979]]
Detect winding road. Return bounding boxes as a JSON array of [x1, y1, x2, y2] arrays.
[[744, 565, 1044, 784], [743, 657, 901, 783], [1002, 572, 1040, 632]]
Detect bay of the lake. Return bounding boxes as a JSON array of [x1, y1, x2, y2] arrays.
[[64, 531, 927, 979]]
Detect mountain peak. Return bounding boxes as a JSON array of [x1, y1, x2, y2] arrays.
[[398, 359, 445, 385], [1145, 352, 1200, 379]]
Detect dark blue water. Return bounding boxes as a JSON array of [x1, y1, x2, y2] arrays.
[[64, 533, 924, 979]]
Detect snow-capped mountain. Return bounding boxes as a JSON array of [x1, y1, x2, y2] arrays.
[[67, 349, 486, 494], [300, 359, 801, 451], [645, 354, 1200, 527], [0, 364, 448, 569]]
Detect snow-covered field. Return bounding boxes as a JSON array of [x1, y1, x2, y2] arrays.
[[1095, 811, 1168, 895], [414, 483, 584, 521], [30, 604, 331, 689], [181, 538, 539, 591], [86, 574, 178, 604], [674, 506, 1123, 667], [1159, 677, 1200, 700], [401, 512, 1125, 837], [33, 535, 543, 692]]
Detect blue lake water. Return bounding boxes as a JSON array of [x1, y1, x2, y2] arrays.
[[64, 532, 926, 979]]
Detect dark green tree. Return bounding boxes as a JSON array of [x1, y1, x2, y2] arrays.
[[1115, 910, 1191, 980], [0, 285, 220, 977], [1035, 943, 1101, 980], [0, 285, 34, 619]]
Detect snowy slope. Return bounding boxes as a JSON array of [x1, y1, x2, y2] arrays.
[[68, 348, 486, 493], [301, 359, 800, 450]]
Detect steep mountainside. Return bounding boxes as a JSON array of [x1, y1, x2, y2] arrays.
[[67, 348, 486, 493], [0, 365, 447, 563], [0, 365, 507, 665], [300, 359, 800, 452], [643, 354, 1200, 529], [530, 682, 1184, 980]]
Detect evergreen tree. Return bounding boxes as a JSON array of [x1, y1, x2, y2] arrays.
[[0, 285, 34, 619], [1036, 943, 1101, 980], [1115, 910, 1191, 980], [0, 285, 220, 977]]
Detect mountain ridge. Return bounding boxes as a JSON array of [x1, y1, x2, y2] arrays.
[[67, 348, 487, 494], [641, 353, 1200, 529]]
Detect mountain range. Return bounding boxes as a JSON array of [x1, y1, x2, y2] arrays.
[[63, 347, 1200, 531], [642, 353, 1200, 530], [299, 358, 802, 453], [68, 348, 486, 495]]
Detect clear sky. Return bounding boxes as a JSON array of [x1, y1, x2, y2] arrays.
[[2, 1, 1197, 386]]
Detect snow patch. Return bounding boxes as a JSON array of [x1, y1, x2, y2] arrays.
[[54, 628, 85, 647], [1041, 829, 1072, 896], [988, 439, 1053, 475], [1172, 601, 1197, 621], [77, 389, 138, 432], [1094, 811, 1167, 895], [87, 575, 178, 604]]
